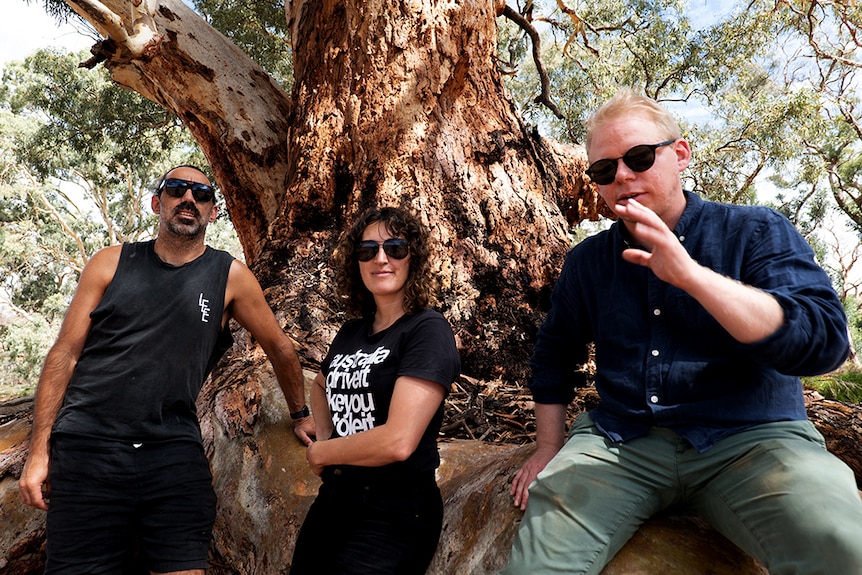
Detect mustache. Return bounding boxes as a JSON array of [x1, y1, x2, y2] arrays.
[[172, 201, 201, 218]]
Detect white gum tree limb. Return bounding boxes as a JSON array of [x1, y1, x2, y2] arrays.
[[67, 0, 161, 58]]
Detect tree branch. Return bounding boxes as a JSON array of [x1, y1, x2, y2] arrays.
[[500, 4, 564, 119], [66, 0, 161, 58]]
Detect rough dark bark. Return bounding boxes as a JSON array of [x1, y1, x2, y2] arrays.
[[65, 0, 604, 384]]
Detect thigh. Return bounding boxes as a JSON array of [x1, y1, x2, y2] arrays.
[[291, 475, 443, 575], [337, 479, 443, 575], [135, 443, 216, 575], [690, 420, 862, 575], [290, 483, 341, 575], [46, 437, 138, 575], [503, 414, 679, 575]]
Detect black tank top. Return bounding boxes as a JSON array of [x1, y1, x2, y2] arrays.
[[53, 240, 235, 443]]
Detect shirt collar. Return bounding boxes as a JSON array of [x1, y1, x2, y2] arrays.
[[673, 190, 704, 239]]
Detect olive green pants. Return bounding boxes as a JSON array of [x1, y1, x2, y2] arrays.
[[503, 413, 862, 575]]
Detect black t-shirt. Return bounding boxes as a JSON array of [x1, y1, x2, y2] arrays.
[[321, 308, 461, 473]]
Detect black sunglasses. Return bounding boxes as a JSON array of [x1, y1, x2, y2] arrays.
[[159, 178, 216, 203], [586, 139, 676, 185], [355, 238, 409, 262]]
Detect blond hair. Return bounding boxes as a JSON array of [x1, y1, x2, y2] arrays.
[[585, 89, 682, 153]]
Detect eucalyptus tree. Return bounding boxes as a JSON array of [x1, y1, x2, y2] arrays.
[[6, 0, 600, 571], [0, 48, 239, 392], [6, 1, 861, 572], [499, 0, 862, 236]]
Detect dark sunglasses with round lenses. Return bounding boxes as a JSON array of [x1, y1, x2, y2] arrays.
[[355, 238, 410, 262], [159, 178, 216, 203], [585, 139, 676, 185]]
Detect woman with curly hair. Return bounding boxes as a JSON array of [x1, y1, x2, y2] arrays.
[[290, 206, 461, 575]]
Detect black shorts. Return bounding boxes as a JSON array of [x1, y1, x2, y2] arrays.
[[46, 435, 217, 575]]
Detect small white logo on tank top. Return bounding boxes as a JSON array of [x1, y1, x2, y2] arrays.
[[199, 293, 211, 322]]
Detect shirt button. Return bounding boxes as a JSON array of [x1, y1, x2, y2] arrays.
[[651, 349, 660, 357], [678, 235, 685, 242], [653, 308, 661, 316], [650, 395, 659, 404]]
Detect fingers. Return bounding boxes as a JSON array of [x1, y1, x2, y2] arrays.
[[293, 417, 316, 446], [615, 199, 667, 243], [510, 460, 543, 511], [294, 429, 313, 446], [621, 248, 650, 268], [615, 198, 659, 224], [19, 460, 50, 511], [511, 470, 532, 510], [19, 482, 48, 511]]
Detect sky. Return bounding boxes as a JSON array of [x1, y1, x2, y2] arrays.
[[1, 2, 94, 68], [2, 0, 739, 67]]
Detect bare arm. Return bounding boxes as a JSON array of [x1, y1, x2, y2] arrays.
[[305, 376, 445, 476], [510, 402, 567, 510], [225, 260, 314, 445], [310, 373, 334, 440], [19, 246, 120, 510], [615, 198, 784, 344]]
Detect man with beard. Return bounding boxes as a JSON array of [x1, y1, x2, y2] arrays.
[[19, 165, 315, 575]]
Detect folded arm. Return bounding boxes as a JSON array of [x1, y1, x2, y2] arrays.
[[305, 375, 445, 475]]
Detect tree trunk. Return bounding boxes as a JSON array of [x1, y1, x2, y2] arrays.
[[8, 1, 847, 574], [268, 0, 593, 381], [5, 389, 861, 574], [73, 0, 293, 265], [66, 0, 600, 382]]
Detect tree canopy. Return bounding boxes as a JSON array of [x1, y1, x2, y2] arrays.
[[499, 1, 862, 231]]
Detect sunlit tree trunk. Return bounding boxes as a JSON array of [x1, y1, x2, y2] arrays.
[[68, 0, 599, 379], [272, 0, 593, 378], [6, 0, 602, 571]]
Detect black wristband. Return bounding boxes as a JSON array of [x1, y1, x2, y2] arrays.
[[290, 405, 310, 420]]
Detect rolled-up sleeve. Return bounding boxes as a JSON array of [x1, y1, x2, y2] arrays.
[[740, 211, 849, 375]]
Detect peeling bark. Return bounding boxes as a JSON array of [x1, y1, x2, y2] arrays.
[[72, 0, 293, 263]]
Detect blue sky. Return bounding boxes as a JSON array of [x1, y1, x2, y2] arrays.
[[686, 0, 737, 29]]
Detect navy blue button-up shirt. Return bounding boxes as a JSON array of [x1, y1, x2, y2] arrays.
[[529, 191, 849, 452]]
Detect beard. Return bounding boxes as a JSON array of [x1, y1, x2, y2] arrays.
[[165, 201, 207, 238]]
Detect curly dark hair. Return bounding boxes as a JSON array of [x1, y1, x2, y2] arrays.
[[332, 206, 436, 318]]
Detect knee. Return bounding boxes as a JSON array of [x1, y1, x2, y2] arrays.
[[771, 518, 862, 573], [812, 521, 862, 570]]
